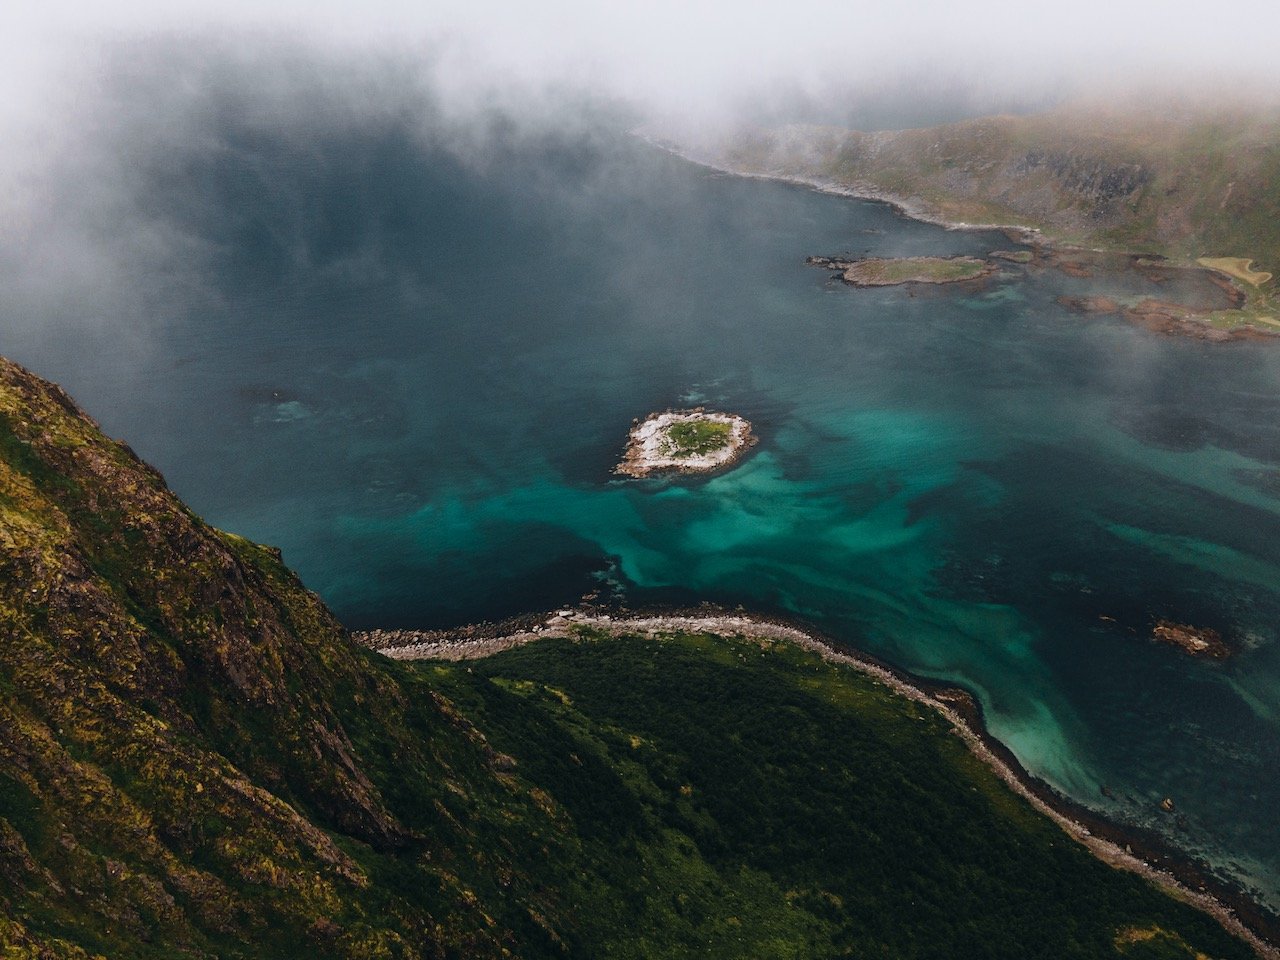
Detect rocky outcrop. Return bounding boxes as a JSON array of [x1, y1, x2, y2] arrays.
[[1011, 149, 1152, 221], [1057, 294, 1122, 314], [1153, 620, 1232, 659]]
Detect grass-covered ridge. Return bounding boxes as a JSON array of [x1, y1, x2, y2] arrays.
[[0, 352, 1263, 958]]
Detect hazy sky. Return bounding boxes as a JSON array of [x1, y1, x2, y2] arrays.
[[6, 0, 1280, 129]]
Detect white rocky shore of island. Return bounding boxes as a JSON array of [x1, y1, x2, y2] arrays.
[[615, 408, 755, 479]]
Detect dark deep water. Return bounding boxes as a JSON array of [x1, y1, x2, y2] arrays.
[[6, 114, 1280, 910]]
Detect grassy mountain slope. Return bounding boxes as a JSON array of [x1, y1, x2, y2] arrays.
[[0, 354, 1260, 958], [0, 354, 582, 958], [714, 104, 1280, 315]]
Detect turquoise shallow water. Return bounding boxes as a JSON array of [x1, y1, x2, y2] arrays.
[[6, 118, 1280, 908]]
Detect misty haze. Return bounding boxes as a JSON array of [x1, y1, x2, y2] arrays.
[[1, 4, 1279, 959]]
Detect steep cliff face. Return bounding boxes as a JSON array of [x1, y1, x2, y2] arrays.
[[0, 355, 569, 958], [716, 106, 1280, 280]]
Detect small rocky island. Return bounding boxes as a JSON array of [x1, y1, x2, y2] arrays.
[[1153, 619, 1232, 659], [807, 254, 994, 287], [616, 408, 755, 478]]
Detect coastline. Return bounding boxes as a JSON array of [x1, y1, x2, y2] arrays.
[[641, 134, 1277, 340], [638, 132, 1044, 241], [358, 607, 1279, 959]]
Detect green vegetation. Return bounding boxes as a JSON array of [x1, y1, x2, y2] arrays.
[[844, 256, 989, 286], [661, 418, 733, 458], [1204, 302, 1280, 331], [0, 354, 1261, 958], [1197, 258, 1280, 329]]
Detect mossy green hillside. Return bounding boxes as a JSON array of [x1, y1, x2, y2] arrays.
[[433, 630, 1252, 959]]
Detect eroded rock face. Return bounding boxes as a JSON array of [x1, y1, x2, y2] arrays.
[[1152, 620, 1231, 659], [1012, 150, 1152, 221]]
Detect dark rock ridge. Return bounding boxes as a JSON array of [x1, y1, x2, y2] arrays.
[[1012, 150, 1152, 220]]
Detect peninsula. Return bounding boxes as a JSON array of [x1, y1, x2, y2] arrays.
[[615, 408, 755, 478]]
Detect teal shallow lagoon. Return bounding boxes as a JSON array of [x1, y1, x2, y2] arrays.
[[6, 119, 1280, 910]]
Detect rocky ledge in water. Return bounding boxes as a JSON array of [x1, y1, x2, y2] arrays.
[[807, 254, 995, 287], [1056, 294, 1122, 314], [1056, 293, 1280, 342], [615, 408, 755, 479], [1153, 619, 1232, 659]]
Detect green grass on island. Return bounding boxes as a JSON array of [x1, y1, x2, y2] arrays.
[[661, 418, 733, 457], [844, 256, 989, 286]]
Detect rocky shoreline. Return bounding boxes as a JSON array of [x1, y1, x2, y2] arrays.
[[357, 607, 1278, 958], [640, 133, 1043, 241]]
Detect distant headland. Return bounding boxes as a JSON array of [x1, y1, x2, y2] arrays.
[[650, 104, 1280, 337]]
